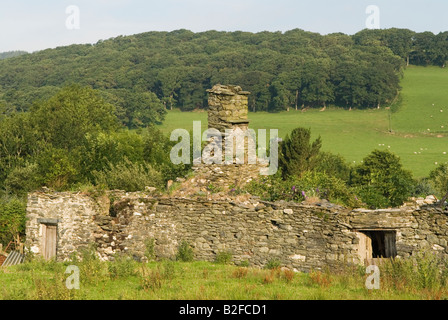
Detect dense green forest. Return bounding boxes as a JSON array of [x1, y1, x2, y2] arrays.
[[0, 28, 447, 125], [1, 27, 448, 247], [0, 51, 27, 60]]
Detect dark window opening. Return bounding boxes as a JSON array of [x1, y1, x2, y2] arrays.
[[361, 231, 397, 259]]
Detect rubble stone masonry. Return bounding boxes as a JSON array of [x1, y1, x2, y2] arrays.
[[26, 191, 448, 272]]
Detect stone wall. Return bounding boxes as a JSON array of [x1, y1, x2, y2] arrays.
[[25, 191, 448, 272], [347, 207, 448, 256], [26, 192, 109, 259]]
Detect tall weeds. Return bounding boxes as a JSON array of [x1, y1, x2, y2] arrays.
[[382, 250, 448, 294]]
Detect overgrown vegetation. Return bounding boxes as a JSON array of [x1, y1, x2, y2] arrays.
[[215, 251, 233, 265], [429, 164, 448, 203], [0, 197, 26, 246], [175, 241, 194, 262], [246, 127, 416, 209], [0, 85, 192, 247]]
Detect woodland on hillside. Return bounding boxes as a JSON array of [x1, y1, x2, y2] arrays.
[[0, 28, 447, 125]]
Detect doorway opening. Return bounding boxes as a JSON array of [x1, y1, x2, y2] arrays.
[[357, 230, 397, 265]]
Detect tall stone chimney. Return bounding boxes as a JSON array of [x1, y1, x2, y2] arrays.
[[206, 84, 251, 134], [172, 85, 268, 198]]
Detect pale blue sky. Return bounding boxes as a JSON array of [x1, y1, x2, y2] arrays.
[[1, 0, 447, 52]]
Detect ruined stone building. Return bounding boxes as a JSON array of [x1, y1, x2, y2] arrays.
[[25, 85, 448, 271]]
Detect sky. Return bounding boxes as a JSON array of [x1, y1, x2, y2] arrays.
[[0, 0, 447, 52]]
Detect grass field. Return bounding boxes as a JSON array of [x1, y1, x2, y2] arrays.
[[1, 258, 446, 300], [158, 66, 448, 179]]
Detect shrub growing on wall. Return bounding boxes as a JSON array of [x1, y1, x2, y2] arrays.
[[245, 171, 361, 208], [295, 171, 361, 207], [92, 158, 164, 192]]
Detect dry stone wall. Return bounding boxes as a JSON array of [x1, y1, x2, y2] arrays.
[[25, 191, 448, 272]]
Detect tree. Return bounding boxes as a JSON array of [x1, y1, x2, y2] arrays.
[[142, 126, 191, 182], [410, 31, 437, 66], [34, 146, 80, 190], [300, 58, 334, 108], [382, 28, 415, 66], [156, 67, 183, 110], [238, 71, 273, 112], [0, 197, 26, 247], [314, 151, 351, 182], [80, 130, 146, 183], [126, 91, 166, 128], [0, 51, 28, 60], [279, 127, 322, 179], [332, 55, 367, 108], [352, 29, 383, 47], [0, 28, 412, 117], [351, 150, 414, 208], [31, 84, 119, 151], [429, 164, 448, 205], [433, 32, 448, 67], [269, 79, 291, 112], [271, 69, 303, 111], [176, 67, 209, 111]]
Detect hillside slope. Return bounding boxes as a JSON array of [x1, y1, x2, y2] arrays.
[[0, 29, 405, 121], [160, 66, 448, 178], [392, 66, 448, 134]]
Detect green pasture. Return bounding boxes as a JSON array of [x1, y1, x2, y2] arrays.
[[158, 66, 448, 179], [1, 259, 443, 300]]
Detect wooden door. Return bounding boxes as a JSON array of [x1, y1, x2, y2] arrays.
[[357, 232, 373, 265], [384, 232, 397, 258], [43, 225, 57, 260]]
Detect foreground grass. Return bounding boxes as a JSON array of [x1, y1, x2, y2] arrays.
[[1, 255, 447, 300], [157, 66, 448, 178]]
